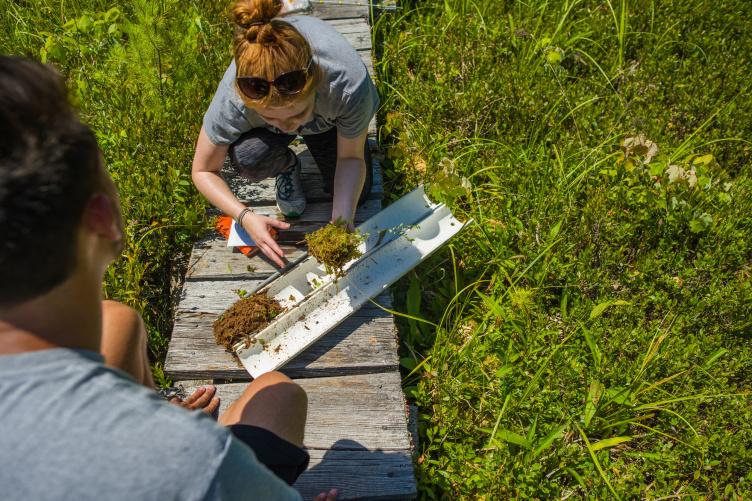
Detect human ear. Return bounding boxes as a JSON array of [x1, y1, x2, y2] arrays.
[[83, 193, 123, 242]]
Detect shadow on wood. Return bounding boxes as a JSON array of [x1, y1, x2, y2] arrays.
[[295, 439, 416, 501]]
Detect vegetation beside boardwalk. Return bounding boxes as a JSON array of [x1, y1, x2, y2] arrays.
[[3, 0, 751, 497], [376, 0, 752, 497], [1, 0, 229, 374]]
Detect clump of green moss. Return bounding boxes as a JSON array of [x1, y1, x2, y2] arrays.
[[305, 222, 363, 278]]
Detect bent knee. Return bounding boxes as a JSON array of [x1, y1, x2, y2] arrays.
[[101, 300, 146, 345], [254, 371, 300, 389], [102, 300, 143, 325], [230, 141, 294, 181], [253, 371, 307, 403]]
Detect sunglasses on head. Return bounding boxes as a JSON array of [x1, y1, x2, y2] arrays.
[[236, 60, 313, 100]]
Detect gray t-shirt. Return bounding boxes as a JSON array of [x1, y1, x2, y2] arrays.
[[0, 348, 301, 501], [203, 15, 379, 144]]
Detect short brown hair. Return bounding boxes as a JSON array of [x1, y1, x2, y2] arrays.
[[0, 57, 100, 307], [231, 0, 319, 108]]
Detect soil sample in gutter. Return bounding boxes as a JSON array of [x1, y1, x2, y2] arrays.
[[213, 293, 284, 351], [305, 222, 363, 278]]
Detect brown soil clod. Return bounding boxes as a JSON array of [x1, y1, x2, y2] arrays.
[[213, 293, 284, 352], [305, 222, 363, 278]]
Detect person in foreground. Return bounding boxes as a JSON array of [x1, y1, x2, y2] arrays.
[[0, 56, 336, 501]]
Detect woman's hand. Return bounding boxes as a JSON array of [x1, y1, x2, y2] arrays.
[[241, 212, 290, 267], [191, 128, 291, 267]]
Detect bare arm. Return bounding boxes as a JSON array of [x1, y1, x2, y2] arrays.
[[192, 127, 289, 267], [191, 127, 240, 216], [331, 130, 368, 227]]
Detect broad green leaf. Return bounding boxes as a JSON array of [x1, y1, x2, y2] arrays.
[[605, 386, 632, 406], [649, 162, 664, 176], [495, 365, 514, 378], [693, 153, 714, 165], [494, 429, 532, 449], [704, 347, 728, 368], [399, 357, 417, 371], [589, 300, 630, 320], [584, 380, 605, 427], [591, 436, 632, 452], [549, 219, 563, 240]]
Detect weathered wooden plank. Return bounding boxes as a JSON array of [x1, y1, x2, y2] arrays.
[[184, 372, 410, 450], [167, 307, 395, 378], [327, 19, 372, 51], [327, 17, 373, 34], [296, 449, 416, 500], [171, 305, 392, 339], [166, 312, 397, 379], [177, 279, 392, 314], [187, 200, 381, 280], [181, 372, 417, 499], [187, 242, 307, 280], [312, 4, 369, 20], [165, 288, 396, 379]]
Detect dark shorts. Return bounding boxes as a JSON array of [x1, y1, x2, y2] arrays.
[[229, 424, 310, 486], [228, 126, 373, 205]]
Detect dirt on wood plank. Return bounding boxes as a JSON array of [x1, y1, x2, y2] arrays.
[[213, 293, 283, 351]]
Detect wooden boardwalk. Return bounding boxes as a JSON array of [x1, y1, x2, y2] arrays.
[[164, 4, 417, 499]]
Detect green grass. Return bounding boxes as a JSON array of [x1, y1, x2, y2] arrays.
[[375, 0, 752, 498], [2, 0, 750, 496], [0, 0, 230, 373]]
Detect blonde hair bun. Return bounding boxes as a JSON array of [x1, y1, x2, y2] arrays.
[[232, 0, 283, 42]]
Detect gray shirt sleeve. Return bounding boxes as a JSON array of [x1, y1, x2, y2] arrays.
[[204, 436, 302, 501], [203, 61, 254, 145], [335, 76, 380, 138]]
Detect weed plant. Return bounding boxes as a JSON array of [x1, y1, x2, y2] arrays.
[[0, 0, 230, 373], [376, 0, 752, 497]]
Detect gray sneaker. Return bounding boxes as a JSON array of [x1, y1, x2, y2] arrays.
[[275, 156, 306, 217]]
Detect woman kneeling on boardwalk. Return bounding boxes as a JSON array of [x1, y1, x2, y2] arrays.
[[192, 0, 379, 267]]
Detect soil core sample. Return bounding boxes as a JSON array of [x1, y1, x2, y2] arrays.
[[213, 293, 284, 351], [305, 223, 363, 278]]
